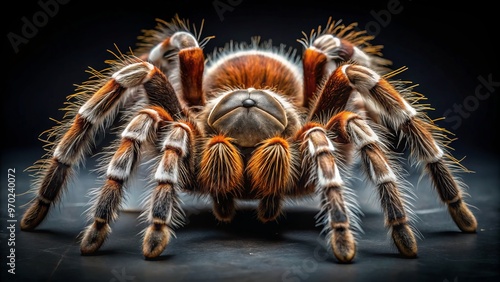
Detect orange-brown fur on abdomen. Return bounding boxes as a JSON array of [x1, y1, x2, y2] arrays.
[[204, 52, 303, 103]]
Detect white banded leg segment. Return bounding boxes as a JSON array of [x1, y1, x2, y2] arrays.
[[348, 118, 398, 186], [80, 109, 165, 255], [312, 34, 376, 70], [343, 65, 443, 164], [54, 78, 125, 176], [305, 127, 343, 188], [303, 126, 356, 263], [76, 63, 157, 129], [95, 109, 164, 217], [150, 123, 192, 224], [342, 64, 416, 129], [106, 109, 161, 180], [111, 61, 156, 88], [159, 123, 191, 159], [345, 117, 417, 257], [343, 65, 448, 185], [64, 63, 157, 164], [142, 122, 192, 259], [148, 31, 199, 68]]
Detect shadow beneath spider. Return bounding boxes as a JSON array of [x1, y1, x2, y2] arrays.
[[144, 254, 176, 261], [419, 230, 474, 238], [360, 250, 419, 260], [80, 249, 123, 257], [21, 227, 82, 241], [182, 207, 322, 240]]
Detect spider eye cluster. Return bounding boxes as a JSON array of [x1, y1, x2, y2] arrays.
[[207, 89, 288, 147]]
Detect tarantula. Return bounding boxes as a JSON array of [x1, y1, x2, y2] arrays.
[[20, 15, 477, 263]]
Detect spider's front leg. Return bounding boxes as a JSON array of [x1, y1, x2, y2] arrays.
[[296, 124, 358, 263], [141, 120, 198, 258]]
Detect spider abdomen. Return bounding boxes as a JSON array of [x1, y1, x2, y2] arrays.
[[204, 50, 303, 103]]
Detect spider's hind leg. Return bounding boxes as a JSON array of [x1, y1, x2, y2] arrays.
[[330, 64, 477, 233]]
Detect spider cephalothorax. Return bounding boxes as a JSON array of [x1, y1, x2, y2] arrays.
[[20, 15, 477, 263]]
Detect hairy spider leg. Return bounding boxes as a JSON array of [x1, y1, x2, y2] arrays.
[[326, 111, 418, 258], [20, 61, 176, 231], [296, 30, 387, 263], [350, 65, 477, 233], [306, 60, 421, 259], [295, 123, 358, 263], [329, 64, 477, 235], [141, 119, 199, 258], [80, 30, 206, 258], [78, 104, 179, 256]]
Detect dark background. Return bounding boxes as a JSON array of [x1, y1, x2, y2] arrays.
[[3, 0, 499, 158]]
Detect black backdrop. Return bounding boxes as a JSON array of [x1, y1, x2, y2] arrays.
[[4, 0, 499, 160]]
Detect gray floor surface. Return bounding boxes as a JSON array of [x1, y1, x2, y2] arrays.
[[1, 148, 499, 282]]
